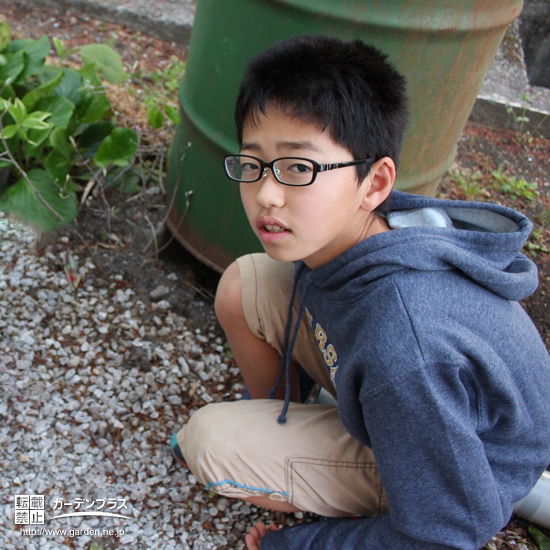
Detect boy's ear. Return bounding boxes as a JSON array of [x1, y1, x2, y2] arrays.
[[360, 157, 395, 212]]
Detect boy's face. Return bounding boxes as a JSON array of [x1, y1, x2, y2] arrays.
[[240, 105, 383, 269]]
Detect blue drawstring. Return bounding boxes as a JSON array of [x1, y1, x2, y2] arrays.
[[267, 263, 309, 424], [267, 278, 298, 400]]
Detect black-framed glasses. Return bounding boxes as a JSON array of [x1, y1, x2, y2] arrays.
[[223, 154, 374, 187]]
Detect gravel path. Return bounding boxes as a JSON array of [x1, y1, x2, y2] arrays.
[[0, 214, 298, 549]]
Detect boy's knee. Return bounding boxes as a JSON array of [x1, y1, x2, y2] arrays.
[[177, 404, 220, 478], [215, 260, 244, 326], [177, 403, 241, 485]]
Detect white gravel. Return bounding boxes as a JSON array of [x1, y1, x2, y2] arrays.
[[0, 213, 295, 549]]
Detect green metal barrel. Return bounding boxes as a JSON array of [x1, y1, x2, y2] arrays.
[[166, 0, 523, 273]]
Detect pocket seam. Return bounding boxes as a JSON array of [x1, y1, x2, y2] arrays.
[[285, 456, 381, 511]]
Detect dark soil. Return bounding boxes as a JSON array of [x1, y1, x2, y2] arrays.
[[439, 122, 550, 349], [1, 0, 222, 334], [2, 1, 549, 548]]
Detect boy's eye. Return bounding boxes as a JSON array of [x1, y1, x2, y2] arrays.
[[241, 161, 260, 172], [287, 162, 312, 173], [274, 158, 315, 184]]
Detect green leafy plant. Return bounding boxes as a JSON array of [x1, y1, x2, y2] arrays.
[[506, 104, 530, 133], [129, 55, 184, 130], [491, 165, 539, 201], [0, 21, 139, 232], [528, 525, 550, 550], [525, 228, 550, 259], [534, 210, 550, 229], [450, 170, 489, 201], [147, 55, 186, 94]]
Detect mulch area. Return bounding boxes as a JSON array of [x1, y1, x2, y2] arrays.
[[439, 122, 550, 349]]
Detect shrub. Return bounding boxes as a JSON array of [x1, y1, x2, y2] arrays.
[[0, 20, 138, 232]]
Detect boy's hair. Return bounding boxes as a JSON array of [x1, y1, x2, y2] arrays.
[[235, 35, 409, 188]]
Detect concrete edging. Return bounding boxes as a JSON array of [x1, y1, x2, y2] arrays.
[[470, 97, 550, 138], [27, 0, 194, 45]]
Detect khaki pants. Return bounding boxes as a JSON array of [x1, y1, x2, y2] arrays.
[[176, 253, 388, 518]]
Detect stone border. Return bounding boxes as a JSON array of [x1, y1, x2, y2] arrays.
[[27, 0, 194, 45], [471, 97, 550, 138]]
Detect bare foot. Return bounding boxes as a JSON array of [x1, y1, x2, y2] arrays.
[[245, 521, 280, 550]]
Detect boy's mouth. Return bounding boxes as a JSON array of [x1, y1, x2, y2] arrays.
[[263, 224, 286, 233], [257, 217, 290, 242]]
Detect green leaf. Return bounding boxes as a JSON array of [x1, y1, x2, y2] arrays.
[[148, 105, 164, 129], [34, 96, 74, 128], [49, 126, 70, 156], [106, 167, 141, 193], [94, 127, 137, 168], [22, 70, 64, 111], [21, 111, 51, 130], [0, 20, 11, 53], [53, 37, 65, 59], [164, 104, 181, 124], [80, 92, 110, 124], [0, 50, 25, 85], [80, 44, 125, 84], [0, 53, 6, 66], [78, 120, 113, 148], [120, 173, 142, 194], [40, 64, 63, 84], [79, 64, 111, 123], [44, 128, 71, 179], [79, 63, 102, 87], [0, 124, 18, 139], [22, 118, 50, 131], [0, 83, 15, 102], [529, 526, 550, 550], [0, 168, 77, 232], [46, 148, 72, 184], [7, 97, 27, 124], [55, 68, 84, 106], [25, 126, 51, 151], [5, 36, 50, 79]]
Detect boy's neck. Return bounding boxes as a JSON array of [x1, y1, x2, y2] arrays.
[[304, 212, 391, 270], [367, 212, 391, 239]]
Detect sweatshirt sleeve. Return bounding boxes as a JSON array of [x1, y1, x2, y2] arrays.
[[261, 363, 511, 550]]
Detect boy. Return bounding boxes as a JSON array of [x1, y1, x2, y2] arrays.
[[173, 35, 550, 549]]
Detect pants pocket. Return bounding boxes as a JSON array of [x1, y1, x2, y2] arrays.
[[286, 457, 388, 518]]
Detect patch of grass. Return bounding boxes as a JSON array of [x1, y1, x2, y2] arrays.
[[450, 170, 489, 201], [506, 104, 530, 133], [491, 165, 539, 201], [525, 229, 550, 259], [147, 55, 186, 94], [128, 55, 185, 129], [534, 210, 550, 229]]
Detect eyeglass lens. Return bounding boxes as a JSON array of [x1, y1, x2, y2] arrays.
[[225, 156, 315, 185]]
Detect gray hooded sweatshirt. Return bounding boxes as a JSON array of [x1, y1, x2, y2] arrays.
[[262, 191, 550, 550]]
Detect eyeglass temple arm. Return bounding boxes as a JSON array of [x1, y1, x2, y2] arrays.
[[317, 158, 374, 172]]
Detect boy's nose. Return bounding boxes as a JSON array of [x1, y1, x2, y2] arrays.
[[255, 169, 285, 208]]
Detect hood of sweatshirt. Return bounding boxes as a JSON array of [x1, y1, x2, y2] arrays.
[[300, 191, 538, 302], [271, 191, 539, 423]]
